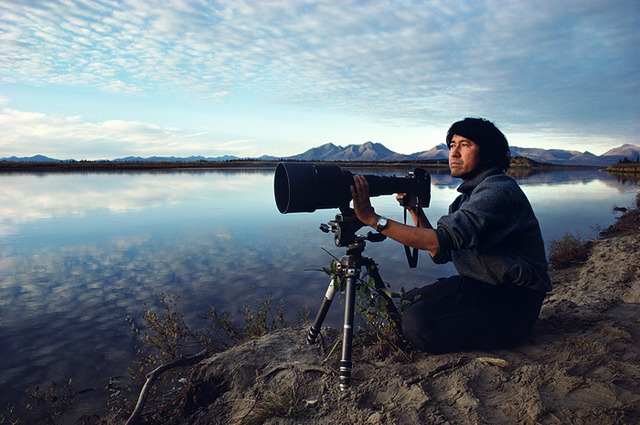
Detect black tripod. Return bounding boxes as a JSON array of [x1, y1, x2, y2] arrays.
[[306, 209, 401, 390]]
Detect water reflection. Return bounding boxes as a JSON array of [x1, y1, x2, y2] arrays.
[[0, 170, 271, 237], [605, 171, 640, 186], [0, 168, 637, 409]]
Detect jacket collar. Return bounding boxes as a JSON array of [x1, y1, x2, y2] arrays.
[[457, 166, 503, 195]]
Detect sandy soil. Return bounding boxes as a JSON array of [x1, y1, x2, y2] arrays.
[[120, 208, 640, 425]]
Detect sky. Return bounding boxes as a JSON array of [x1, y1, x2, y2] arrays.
[[0, 0, 638, 160]]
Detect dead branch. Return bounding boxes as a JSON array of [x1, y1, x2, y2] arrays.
[[257, 363, 335, 381], [125, 349, 208, 425], [405, 356, 469, 385]]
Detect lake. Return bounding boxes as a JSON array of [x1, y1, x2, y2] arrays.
[[0, 166, 638, 409]]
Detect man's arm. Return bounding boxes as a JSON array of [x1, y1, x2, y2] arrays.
[[350, 174, 440, 257]]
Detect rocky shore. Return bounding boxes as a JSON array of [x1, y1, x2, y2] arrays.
[[109, 205, 640, 425]]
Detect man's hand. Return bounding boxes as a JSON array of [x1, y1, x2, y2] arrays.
[[397, 193, 430, 229], [350, 175, 378, 228], [395, 193, 415, 210]]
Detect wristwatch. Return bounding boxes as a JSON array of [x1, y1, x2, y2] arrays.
[[376, 216, 388, 232]]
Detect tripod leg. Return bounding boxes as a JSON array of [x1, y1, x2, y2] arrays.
[[339, 270, 357, 390], [307, 277, 338, 344]]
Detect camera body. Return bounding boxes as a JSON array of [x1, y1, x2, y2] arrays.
[[274, 162, 430, 214], [398, 168, 430, 209]]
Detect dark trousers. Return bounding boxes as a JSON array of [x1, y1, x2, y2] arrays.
[[401, 276, 545, 354]]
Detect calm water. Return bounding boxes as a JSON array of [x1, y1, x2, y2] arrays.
[[0, 167, 637, 408]]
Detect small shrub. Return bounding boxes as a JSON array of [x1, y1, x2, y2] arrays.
[[126, 293, 207, 386], [127, 292, 292, 386], [1, 379, 82, 425], [548, 232, 591, 269], [242, 296, 286, 338], [240, 386, 308, 425]]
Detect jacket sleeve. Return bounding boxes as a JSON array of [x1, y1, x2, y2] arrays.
[[430, 227, 453, 264], [435, 182, 520, 253]]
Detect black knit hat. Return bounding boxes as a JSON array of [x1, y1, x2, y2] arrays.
[[446, 118, 511, 171]]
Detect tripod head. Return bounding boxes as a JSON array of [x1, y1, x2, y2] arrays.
[[320, 207, 386, 248]]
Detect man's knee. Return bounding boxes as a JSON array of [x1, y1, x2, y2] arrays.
[[401, 303, 422, 340], [401, 302, 443, 353]]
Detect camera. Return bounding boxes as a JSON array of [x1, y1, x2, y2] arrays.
[[274, 162, 430, 214]]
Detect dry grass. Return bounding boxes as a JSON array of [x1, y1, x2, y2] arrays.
[[548, 232, 592, 270]]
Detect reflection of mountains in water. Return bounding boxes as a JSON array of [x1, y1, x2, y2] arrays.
[[605, 172, 639, 186], [517, 169, 637, 187], [425, 167, 638, 189]]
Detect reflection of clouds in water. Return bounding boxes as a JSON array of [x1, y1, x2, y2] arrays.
[[524, 179, 636, 212], [2, 230, 307, 401], [1, 220, 340, 339], [0, 171, 272, 236], [214, 229, 232, 240]]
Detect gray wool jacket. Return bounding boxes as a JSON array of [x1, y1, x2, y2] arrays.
[[432, 167, 552, 292]]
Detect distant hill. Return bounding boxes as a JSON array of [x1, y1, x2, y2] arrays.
[[508, 147, 605, 166], [3, 143, 639, 166], [112, 155, 239, 162], [599, 144, 640, 165], [287, 141, 412, 162], [0, 154, 240, 163], [602, 144, 640, 157], [0, 154, 64, 162], [412, 143, 449, 160]]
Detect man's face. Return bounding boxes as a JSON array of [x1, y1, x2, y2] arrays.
[[448, 134, 485, 181]]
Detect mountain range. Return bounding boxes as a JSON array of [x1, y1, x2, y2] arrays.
[[2, 143, 639, 166], [280, 142, 640, 166]]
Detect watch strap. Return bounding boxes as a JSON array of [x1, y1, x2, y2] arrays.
[[376, 216, 388, 232]]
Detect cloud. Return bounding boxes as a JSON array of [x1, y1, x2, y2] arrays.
[[0, 108, 233, 158], [0, 0, 637, 152]]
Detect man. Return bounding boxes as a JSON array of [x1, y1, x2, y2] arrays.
[[350, 118, 551, 353]]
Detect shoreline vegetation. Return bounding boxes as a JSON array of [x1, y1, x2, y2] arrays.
[[605, 161, 640, 175], [0, 156, 603, 171]]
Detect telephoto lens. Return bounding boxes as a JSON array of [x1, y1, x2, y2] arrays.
[[274, 162, 430, 214]]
